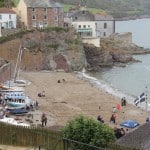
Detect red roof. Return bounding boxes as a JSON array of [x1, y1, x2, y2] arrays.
[[0, 8, 16, 14]]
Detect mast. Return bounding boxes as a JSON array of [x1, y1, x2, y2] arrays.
[[13, 45, 25, 82]]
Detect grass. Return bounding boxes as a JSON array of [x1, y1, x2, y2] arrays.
[[63, 4, 107, 14], [12, 0, 20, 6]]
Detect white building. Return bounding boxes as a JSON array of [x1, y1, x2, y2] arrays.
[[95, 14, 115, 38], [0, 8, 17, 29], [65, 7, 100, 47]]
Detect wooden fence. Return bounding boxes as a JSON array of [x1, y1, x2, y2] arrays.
[[0, 122, 63, 149], [0, 122, 141, 150]]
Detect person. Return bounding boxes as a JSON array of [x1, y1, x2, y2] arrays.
[[146, 117, 150, 123], [38, 91, 45, 97], [112, 106, 116, 113], [57, 80, 61, 83], [114, 127, 125, 139], [41, 113, 47, 127], [97, 115, 104, 123], [110, 113, 116, 124], [123, 97, 127, 106]]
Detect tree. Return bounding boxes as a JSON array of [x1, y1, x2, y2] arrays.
[[62, 115, 116, 149]]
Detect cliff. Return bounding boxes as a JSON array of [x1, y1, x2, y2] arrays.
[[0, 29, 150, 73], [0, 28, 87, 72], [84, 33, 150, 71]]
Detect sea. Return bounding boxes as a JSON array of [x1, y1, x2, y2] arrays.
[[79, 18, 150, 110]]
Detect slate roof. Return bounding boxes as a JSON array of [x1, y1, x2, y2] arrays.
[[116, 123, 150, 150], [0, 8, 16, 14], [23, 0, 62, 8], [95, 13, 114, 21]]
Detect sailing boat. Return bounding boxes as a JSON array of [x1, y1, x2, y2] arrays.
[[4, 45, 29, 87]]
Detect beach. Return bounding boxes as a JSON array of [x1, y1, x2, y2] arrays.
[[18, 70, 147, 128]]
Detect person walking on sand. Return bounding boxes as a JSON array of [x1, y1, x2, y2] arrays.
[[41, 113, 47, 127], [110, 113, 116, 124]]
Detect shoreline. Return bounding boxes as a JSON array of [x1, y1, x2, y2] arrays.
[[19, 70, 147, 128], [115, 15, 150, 21]]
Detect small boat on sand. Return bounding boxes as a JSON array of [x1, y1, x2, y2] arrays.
[[9, 108, 28, 115], [0, 116, 30, 127]]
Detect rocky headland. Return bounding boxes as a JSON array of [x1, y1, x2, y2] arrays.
[[0, 28, 150, 73]]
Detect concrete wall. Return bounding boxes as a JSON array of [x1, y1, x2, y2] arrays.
[[110, 32, 132, 45], [82, 37, 100, 47]]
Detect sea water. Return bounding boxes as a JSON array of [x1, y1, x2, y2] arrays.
[[79, 18, 150, 109]]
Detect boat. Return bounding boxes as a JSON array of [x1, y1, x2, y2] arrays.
[[9, 108, 28, 115], [0, 116, 30, 127], [6, 94, 33, 108], [4, 79, 30, 87]]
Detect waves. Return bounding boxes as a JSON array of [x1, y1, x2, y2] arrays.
[[77, 69, 135, 105]]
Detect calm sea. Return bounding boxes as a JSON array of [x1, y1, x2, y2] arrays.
[[80, 18, 150, 108]]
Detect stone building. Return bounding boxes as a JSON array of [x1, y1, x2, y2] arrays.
[[94, 13, 115, 38], [16, 0, 64, 29]]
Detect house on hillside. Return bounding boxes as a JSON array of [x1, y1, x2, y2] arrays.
[[64, 7, 100, 47], [16, 0, 64, 29], [0, 8, 17, 29], [94, 14, 115, 38]]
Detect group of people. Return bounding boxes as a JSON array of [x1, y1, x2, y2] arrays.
[[121, 97, 127, 106], [114, 127, 126, 139], [38, 91, 45, 97], [57, 79, 66, 83]]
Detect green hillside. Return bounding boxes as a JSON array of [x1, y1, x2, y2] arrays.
[[59, 0, 150, 18], [1, 0, 150, 18]]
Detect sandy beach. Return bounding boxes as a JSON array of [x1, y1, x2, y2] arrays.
[[17, 70, 147, 129]]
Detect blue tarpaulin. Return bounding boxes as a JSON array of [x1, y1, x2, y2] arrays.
[[120, 120, 139, 128]]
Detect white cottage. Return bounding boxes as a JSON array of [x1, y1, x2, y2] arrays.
[[0, 8, 17, 29], [65, 7, 100, 47]]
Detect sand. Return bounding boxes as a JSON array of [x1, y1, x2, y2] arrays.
[[17, 70, 147, 129]]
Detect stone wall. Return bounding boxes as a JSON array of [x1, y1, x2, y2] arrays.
[[110, 32, 132, 45]]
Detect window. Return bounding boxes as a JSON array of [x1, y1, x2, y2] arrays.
[[78, 25, 81, 28], [83, 25, 86, 28], [82, 10, 85, 14], [88, 25, 90, 28], [44, 8, 47, 12], [9, 14, 11, 19], [32, 15, 36, 20], [55, 8, 58, 12], [0, 15, 2, 20], [32, 8, 35, 12], [54, 16, 58, 21], [44, 15, 47, 20], [75, 17, 78, 20], [104, 23, 107, 29], [32, 21, 36, 27], [103, 32, 106, 36], [44, 22, 48, 28]]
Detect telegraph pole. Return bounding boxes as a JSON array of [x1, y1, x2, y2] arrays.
[[145, 85, 149, 120]]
